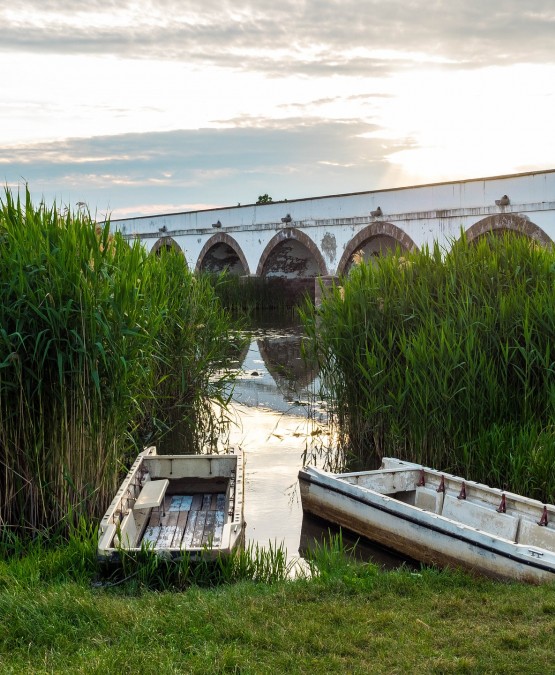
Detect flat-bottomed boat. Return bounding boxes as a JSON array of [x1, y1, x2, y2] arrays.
[[98, 447, 244, 560]]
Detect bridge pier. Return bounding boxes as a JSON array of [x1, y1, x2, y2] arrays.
[[315, 276, 341, 308]]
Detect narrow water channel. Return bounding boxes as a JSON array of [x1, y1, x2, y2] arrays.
[[226, 320, 410, 569], [227, 321, 324, 556]]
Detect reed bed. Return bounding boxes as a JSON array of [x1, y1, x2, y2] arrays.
[[0, 188, 236, 537], [203, 271, 306, 316], [302, 232, 555, 501], [138, 252, 241, 455]]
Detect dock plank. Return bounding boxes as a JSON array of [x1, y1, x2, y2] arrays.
[[169, 495, 193, 512], [191, 494, 203, 511], [202, 511, 216, 547], [172, 510, 189, 548], [156, 511, 179, 549], [139, 492, 229, 550], [142, 525, 161, 546], [212, 510, 225, 547]]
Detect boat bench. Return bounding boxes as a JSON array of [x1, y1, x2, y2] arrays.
[[415, 486, 445, 514], [415, 488, 520, 542], [442, 495, 519, 541], [134, 479, 169, 511], [517, 518, 555, 550], [111, 479, 169, 548]]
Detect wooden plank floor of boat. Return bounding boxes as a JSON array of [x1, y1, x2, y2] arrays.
[[141, 493, 227, 549]]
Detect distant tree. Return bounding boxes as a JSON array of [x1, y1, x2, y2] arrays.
[[256, 194, 273, 204]]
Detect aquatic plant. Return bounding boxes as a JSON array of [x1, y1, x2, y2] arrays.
[[302, 232, 555, 501], [203, 270, 306, 316], [0, 188, 236, 536]]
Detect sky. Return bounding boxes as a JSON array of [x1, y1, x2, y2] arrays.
[[1, 1, 554, 220]]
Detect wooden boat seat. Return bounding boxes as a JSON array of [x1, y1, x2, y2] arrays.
[[134, 479, 169, 510], [442, 495, 518, 541], [115, 511, 138, 548], [517, 518, 555, 550]]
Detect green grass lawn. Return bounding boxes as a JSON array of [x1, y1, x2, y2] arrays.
[[1, 558, 554, 674]]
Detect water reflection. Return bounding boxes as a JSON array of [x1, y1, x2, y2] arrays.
[[227, 323, 328, 556], [231, 326, 318, 414], [228, 321, 412, 570]]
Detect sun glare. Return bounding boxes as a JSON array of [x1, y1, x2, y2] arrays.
[[370, 64, 555, 183]]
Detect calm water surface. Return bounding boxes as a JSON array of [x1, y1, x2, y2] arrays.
[[224, 326, 410, 568], [227, 322, 325, 556], [226, 320, 410, 569]]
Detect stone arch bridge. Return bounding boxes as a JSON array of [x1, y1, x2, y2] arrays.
[[110, 170, 555, 298]]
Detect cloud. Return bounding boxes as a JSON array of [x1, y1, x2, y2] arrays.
[[0, 118, 408, 217], [2, 1, 554, 75]]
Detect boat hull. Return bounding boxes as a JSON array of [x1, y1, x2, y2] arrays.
[[299, 463, 555, 583]]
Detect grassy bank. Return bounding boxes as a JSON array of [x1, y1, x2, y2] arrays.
[[0, 189, 237, 536], [0, 535, 554, 673], [303, 233, 555, 502]]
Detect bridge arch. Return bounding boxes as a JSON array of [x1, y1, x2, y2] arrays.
[[151, 236, 184, 256], [195, 233, 250, 275], [256, 228, 328, 278], [337, 222, 418, 276], [464, 214, 552, 246]]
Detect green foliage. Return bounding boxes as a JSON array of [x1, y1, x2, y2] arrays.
[[139, 252, 240, 454], [0, 518, 98, 587], [303, 233, 555, 501], [303, 531, 379, 592], [256, 194, 273, 204], [202, 270, 299, 315], [0, 187, 236, 536], [106, 540, 295, 591]]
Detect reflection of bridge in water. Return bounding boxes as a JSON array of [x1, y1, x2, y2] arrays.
[[231, 329, 319, 415], [110, 170, 555, 300]]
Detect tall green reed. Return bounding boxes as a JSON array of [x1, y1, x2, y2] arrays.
[[0, 188, 236, 538], [302, 232, 555, 501], [139, 251, 240, 454]]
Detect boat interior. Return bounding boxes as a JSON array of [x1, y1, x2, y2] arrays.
[[337, 461, 555, 550]]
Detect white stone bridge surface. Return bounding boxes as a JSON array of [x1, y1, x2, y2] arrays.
[[110, 169, 555, 286]]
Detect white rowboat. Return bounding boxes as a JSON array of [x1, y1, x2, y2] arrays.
[[298, 458, 555, 583], [98, 446, 244, 560]]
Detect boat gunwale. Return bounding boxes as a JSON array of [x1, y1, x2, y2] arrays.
[[334, 459, 555, 514]]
